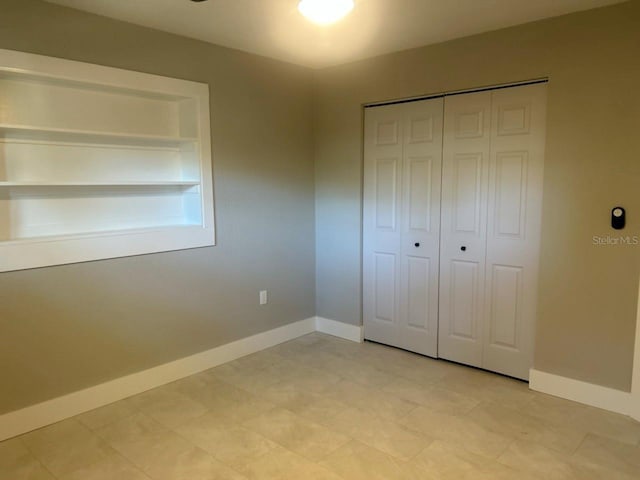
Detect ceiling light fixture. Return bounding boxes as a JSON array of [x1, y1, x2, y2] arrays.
[[298, 0, 355, 25]]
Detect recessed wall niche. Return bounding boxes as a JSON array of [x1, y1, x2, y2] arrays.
[[0, 49, 215, 272]]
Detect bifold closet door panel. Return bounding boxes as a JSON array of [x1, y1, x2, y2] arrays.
[[363, 103, 405, 349], [399, 99, 443, 356], [363, 98, 443, 357], [482, 84, 547, 380], [438, 91, 492, 367]]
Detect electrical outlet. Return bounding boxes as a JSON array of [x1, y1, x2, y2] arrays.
[[259, 290, 268, 305]]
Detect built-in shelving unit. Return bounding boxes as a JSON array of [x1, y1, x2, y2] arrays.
[[0, 181, 201, 187], [0, 49, 214, 272]]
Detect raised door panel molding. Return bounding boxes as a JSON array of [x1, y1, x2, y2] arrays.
[[406, 256, 430, 330], [452, 153, 483, 234], [374, 252, 397, 323], [497, 103, 531, 136], [488, 264, 523, 350], [375, 158, 399, 230], [494, 151, 528, 238], [408, 115, 434, 144], [406, 156, 433, 232], [455, 110, 485, 139], [449, 260, 480, 340], [375, 120, 399, 145]]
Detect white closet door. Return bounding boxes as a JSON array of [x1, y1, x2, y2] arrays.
[[438, 91, 492, 367], [363, 98, 443, 357], [363, 103, 404, 350], [399, 99, 443, 356], [482, 84, 547, 380]]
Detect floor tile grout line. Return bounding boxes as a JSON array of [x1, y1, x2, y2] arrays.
[[15, 433, 55, 478], [35, 453, 60, 480], [493, 437, 517, 464], [18, 424, 145, 480], [242, 419, 353, 466], [167, 421, 257, 479], [569, 431, 589, 456]]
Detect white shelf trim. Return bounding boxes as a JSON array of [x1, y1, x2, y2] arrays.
[[0, 124, 199, 147], [2, 224, 204, 245], [0, 181, 200, 187]]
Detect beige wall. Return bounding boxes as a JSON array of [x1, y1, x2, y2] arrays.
[[314, 1, 640, 391], [0, 0, 315, 414]]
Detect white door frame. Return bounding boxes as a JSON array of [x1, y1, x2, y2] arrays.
[[631, 275, 640, 421]]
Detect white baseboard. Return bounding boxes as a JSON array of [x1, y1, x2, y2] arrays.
[[315, 316, 364, 343], [529, 369, 632, 416], [632, 402, 640, 422], [18, 317, 635, 442], [0, 317, 316, 442]]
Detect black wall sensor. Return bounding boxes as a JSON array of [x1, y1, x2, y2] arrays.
[[612, 207, 625, 230]]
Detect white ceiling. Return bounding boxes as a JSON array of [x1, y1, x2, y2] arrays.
[[45, 0, 625, 68]]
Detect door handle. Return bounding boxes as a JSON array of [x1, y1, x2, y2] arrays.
[[414, 242, 420, 247], [461, 246, 467, 251]]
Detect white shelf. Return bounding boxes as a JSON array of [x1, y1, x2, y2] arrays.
[[0, 124, 199, 148], [2, 224, 204, 245], [0, 181, 200, 187], [0, 48, 215, 272]]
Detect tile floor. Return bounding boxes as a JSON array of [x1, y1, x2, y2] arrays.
[[2, 332, 640, 479]]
